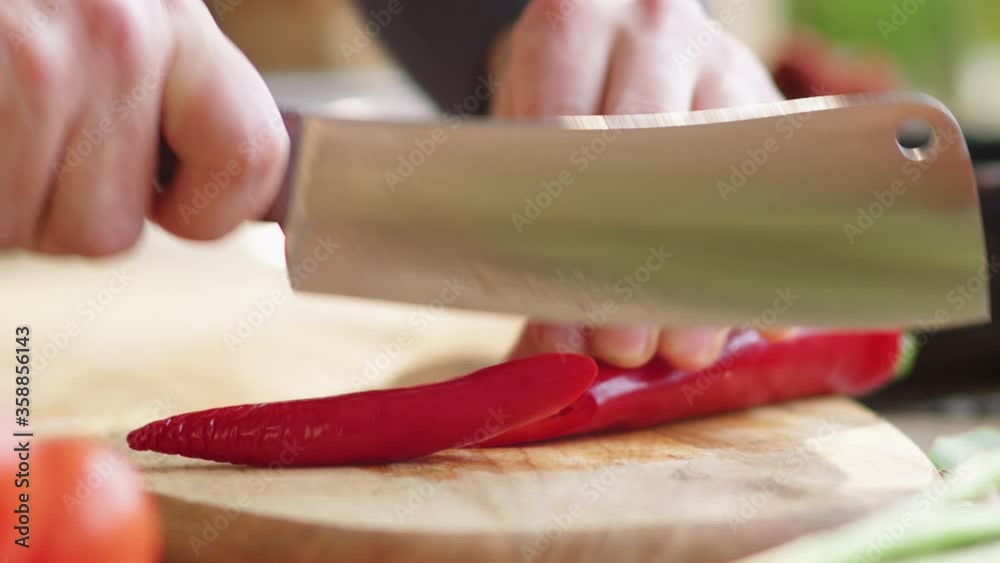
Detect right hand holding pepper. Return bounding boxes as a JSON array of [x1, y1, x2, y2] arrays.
[[492, 0, 796, 370]]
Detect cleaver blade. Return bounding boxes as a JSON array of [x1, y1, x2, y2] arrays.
[[275, 94, 991, 329]]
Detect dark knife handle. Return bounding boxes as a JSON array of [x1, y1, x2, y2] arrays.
[[155, 110, 301, 224], [155, 136, 179, 194]]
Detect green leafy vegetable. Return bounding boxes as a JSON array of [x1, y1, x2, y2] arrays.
[[931, 428, 1000, 471], [735, 447, 1000, 563]]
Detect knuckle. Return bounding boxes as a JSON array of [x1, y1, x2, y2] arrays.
[[243, 125, 289, 183], [80, 0, 147, 66], [522, 0, 567, 25], [520, 0, 594, 31], [639, 0, 705, 31], [11, 39, 67, 95], [714, 34, 748, 60], [712, 34, 769, 77], [637, 0, 674, 21]]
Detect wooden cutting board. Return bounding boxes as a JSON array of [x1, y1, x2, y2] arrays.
[[5, 225, 938, 563]]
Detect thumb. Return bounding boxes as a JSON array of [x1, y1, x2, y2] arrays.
[[154, 0, 288, 240]]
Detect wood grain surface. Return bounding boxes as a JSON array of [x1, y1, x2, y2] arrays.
[[3, 224, 938, 563]]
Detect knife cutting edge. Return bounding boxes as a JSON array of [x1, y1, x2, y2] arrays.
[[159, 93, 993, 329]]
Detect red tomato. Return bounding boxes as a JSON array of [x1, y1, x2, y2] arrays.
[[1, 438, 161, 563]]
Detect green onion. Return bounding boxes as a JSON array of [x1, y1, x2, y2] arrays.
[[931, 428, 1000, 471]]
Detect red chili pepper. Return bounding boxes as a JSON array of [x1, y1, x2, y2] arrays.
[[128, 353, 597, 466], [772, 32, 902, 99], [481, 330, 910, 447]]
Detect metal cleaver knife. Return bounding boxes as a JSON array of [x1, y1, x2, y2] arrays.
[[168, 94, 994, 328]]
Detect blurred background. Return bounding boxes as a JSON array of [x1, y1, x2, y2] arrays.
[[206, 0, 1000, 134]]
